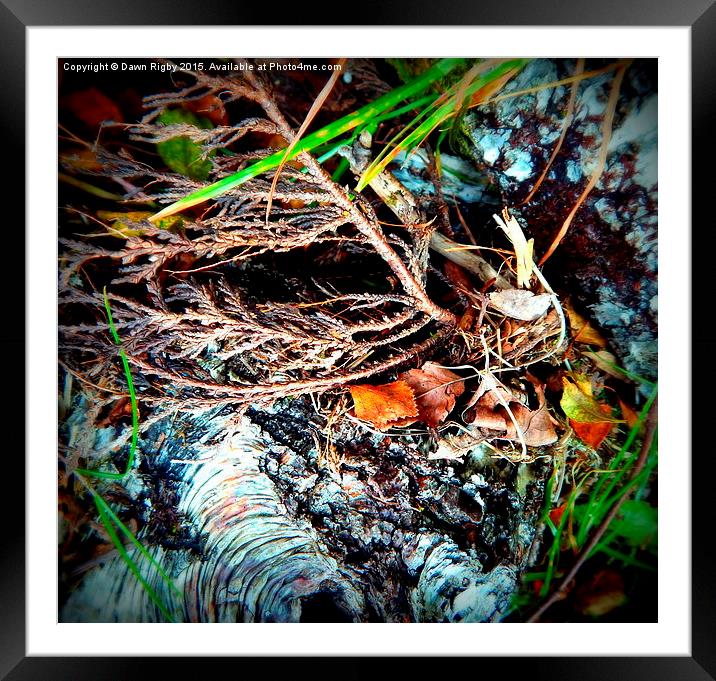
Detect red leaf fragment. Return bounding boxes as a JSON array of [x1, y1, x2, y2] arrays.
[[570, 411, 614, 450], [60, 88, 123, 130]]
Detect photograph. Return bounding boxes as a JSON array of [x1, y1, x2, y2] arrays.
[[57, 56, 658, 624]]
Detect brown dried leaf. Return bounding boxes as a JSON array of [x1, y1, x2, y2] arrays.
[[465, 374, 557, 447], [489, 289, 551, 321], [428, 430, 485, 462], [584, 350, 629, 381], [186, 94, 229, 126], [618, 399, 640, 430], [350, 380, 418, 430], [443, 260, 475, 292], [400, 362, 464, 428]]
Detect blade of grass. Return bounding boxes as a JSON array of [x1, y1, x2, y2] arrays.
[[69, 294, 180, 619], [94, 496, 176, 622], [331, 156, 350, 182], [59, 172, 125, 201], [91, 488, 183, 599], [357, 59, 528, 191], [576, 385, 657, 546], [75, 287, 139, 480], [150, 58, 466, 222], [595, 543, 656, 571], [540, 481, 583, 597], [528, 398, 657, 622], [313, 94, 438, 165]]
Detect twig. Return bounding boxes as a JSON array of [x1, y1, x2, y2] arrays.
[[518, 59, 584, 207], [125, 323, 453, 403], [340, 133, 511, 290], [526, 397, 658, 622], [538, 61, 631, 266]]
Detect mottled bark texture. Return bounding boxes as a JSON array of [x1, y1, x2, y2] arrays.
[[61, 398, 546, 622], [459, 59, 657, 382]]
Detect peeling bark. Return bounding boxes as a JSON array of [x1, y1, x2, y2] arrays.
[[62, 397, 547, 623]]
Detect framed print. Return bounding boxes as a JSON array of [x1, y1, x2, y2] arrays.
[[5, 0, 714, 677]]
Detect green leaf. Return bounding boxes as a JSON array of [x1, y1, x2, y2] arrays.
[[156, 109, 214, 181], [611, 499, 657, 550]]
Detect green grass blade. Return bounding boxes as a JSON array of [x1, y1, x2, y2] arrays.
[[94, 496, 176, 622], [594, 542, 656, 571], [150, 58, 466, 221], [314, 94, 439, 166], [75, 288, 139, 480], [540, 482, 582, 596], [576, 385, 657, 546], [91, 489, 183, 599], [331, 156, 350, 182], [356, 59, 528, 191]]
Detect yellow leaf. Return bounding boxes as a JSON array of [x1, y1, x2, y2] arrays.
[[97, 211, 183, 236], [564, 300, 607, 347], [561, 375, 623, 424]]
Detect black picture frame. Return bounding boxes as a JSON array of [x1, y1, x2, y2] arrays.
[[6, 1, 713, 678]]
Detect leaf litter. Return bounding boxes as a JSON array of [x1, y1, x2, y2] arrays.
[[58, 58, 657, 624]]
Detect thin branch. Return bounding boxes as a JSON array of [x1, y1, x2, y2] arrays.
[[538, 61, 631, 266]]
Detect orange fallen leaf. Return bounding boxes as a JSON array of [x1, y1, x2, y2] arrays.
[[458, 306, 477, 331], [97, 396, 136, 428], [350, 381, 418, 430], [572, 568, 626, 617], [399, 362, 464, 428], [618, 399, 640, 430], [570, 406, 614, 449]]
